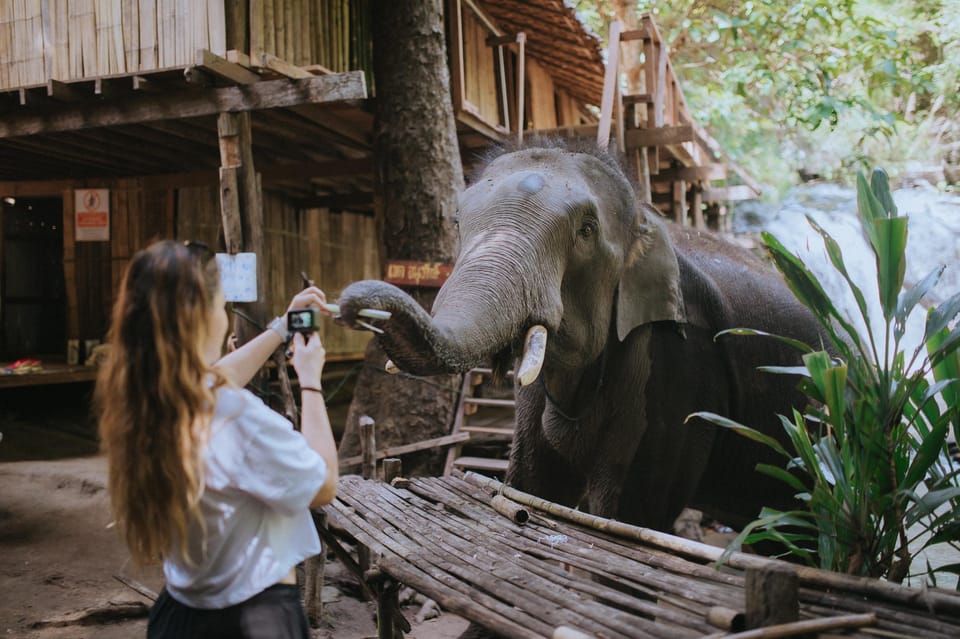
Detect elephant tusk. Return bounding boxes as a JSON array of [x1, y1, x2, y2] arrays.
[[384, 359, 400, 374], [517, 325, 548, 387]]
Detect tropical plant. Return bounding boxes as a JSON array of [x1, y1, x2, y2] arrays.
[[691, 167, 960, 584]]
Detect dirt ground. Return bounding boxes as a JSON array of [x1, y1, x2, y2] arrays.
[[0, 383, 468, 639]]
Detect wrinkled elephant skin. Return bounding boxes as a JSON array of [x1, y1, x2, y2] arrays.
[[338, 144, 821, 531]]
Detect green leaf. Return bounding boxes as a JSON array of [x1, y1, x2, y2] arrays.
[[906, 487, 960, 526], [757, 463, 808, 493], [757, 365, 812, 376], [873, 217, 909, 322], [687, 411, 792, 458], [927, 292, 960, 339], [715, 327, 814, 353], [904, 411, 951, 487], [896, 266, 944, 341], [870, 167, 897, 216], [856, 171, 884, 249], [929, 325, 960, 369], [807, 216, 872, 331]]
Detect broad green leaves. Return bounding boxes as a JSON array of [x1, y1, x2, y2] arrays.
[[695, 167, 960, 585]]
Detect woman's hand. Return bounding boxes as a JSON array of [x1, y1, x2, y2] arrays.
[[286, 286, 329, 316], [290, 331, 326, 389]]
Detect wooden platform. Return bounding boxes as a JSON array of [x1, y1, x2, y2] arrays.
[[323, 472, 960, 639], [0, 363, 98, 389]]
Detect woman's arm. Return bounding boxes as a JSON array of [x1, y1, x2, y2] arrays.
[[213, 327, 285, 388], [288, 331, 339, 506], [214, 287, 328, 387]]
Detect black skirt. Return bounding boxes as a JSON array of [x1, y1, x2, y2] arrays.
[[147, 584, 310, 639]]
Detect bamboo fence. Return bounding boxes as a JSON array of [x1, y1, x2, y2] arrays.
[[324, 473, 960, 639]]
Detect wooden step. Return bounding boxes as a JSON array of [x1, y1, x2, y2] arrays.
[[462, 425, 514, 437], [451, 456, 509, 472], [464, 397, 515, 408]]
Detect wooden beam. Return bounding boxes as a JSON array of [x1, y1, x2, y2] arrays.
[[625, 125, 694, 149], [195, 48, 261, 84], [339, 432, 471, 469], [47, 79, 84, 101], [596, 21, 622, 150], [651, 163, 727, 182], [0, 72, 368, 139], [622, 93, 652, 106], [256, 52, 312, 79], [0, 157, 375, 195], [702, 185, 758, 201], [18, 87, 47, 107], [226, 49, 253, 67]]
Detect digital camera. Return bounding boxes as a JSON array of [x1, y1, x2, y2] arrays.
[[287, 309, 319, 334]]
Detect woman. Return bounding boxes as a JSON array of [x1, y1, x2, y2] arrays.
[[96, 240, 338, 639]]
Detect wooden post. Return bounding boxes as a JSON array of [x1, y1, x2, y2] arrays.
[[358, 415, 375, 576], [516, 32, 526, 144], [360, 415, 377, 480], [382, 458, 402, 484], [376, 578, 401, 639], [596, 21, 622, 150], [672, 179, 687, 225], [745, 565, 799, 629], [637, 147, 652, 203], [303, 510, 327, 627], [217, 111, 269, 391], [691, 185, 704, 229]]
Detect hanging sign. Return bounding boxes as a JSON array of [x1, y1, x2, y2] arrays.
[[384, 260, 453, 288], [74, 189, 110, 242], [216, 252, 258, 302]]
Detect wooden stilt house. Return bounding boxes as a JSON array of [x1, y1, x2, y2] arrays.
[[0, 0, 754, 385]]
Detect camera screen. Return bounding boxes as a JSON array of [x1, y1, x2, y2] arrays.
[[289, 311, 310, 327]]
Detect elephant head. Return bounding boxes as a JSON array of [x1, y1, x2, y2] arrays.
[[337, 145, 685, 383]]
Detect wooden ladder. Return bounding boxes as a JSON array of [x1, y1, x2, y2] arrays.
[[443, 368, 516, 476]]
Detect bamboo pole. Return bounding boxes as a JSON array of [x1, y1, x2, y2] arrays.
[[704, 612, 876, 639], [138, 0, 156, 70]]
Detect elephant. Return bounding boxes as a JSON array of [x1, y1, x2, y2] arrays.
[[337, 141, 823, 533]]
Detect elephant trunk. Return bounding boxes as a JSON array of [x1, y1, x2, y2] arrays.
[[338, 245, 559, 380]]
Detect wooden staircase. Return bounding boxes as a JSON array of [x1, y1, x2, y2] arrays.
[[443, 368, 516, 476]]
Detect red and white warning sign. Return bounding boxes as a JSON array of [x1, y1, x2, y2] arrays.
[[74, 189, 110, 242]]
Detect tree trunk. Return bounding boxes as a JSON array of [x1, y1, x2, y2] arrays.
[[339, 0, 464, 476]]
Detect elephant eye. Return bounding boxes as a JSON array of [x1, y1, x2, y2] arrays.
[[578, 219, 598, 238]]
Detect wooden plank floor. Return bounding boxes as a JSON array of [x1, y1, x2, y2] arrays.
[[324, 473, 960, 639]]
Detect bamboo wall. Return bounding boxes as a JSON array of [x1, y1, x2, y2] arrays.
[[0, 0, 227, 89], [251, 0, 371, 74], [0, 0, 372, 91]]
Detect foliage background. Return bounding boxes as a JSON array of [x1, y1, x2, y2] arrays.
[[573, 0, 960, 196]]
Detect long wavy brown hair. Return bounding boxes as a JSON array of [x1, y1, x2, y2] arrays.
[[96, 240, 225, 565]]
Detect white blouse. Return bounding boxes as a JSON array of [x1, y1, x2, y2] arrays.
[[163, 386, 326, 609]]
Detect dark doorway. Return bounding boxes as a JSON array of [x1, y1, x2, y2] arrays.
[[1, 197, 66, 359]]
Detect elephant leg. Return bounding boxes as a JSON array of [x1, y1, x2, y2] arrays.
[[506, 386, 586, 507]]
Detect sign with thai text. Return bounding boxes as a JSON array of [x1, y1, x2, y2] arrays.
[[74, 189, 110, 242], [384, 260, 453, 288]]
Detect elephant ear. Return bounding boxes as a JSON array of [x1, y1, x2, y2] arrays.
[[616, 204, 685, 341]]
